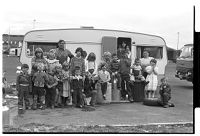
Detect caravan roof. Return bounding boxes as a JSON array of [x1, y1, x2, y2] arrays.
[[24, 28, 166, 47]]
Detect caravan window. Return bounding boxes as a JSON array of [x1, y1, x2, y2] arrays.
[[136, 46, 163, 59], [26, 42, 57, 56]]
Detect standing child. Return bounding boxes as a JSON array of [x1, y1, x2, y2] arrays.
[[145, 59, 158, 98], [61, 62, 71, 106], [110, 53, 121, 90], [46, 73, 58, 109], [16, 64, 32, 114], [70, 47, 86, 78], [159, 77, 175, 108], [31, 48, 48, 75], [84, 52, 98, 106], [32, 63, 49, 110], [71, 66, 84, 108], [119, 51, 133, 102], [54, 64, 64, 107], [98, 63, 111, 100]]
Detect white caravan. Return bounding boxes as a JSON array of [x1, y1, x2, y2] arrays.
[[20, 28, 167, 80]]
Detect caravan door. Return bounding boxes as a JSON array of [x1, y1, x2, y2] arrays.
[[102, 36, 117, 55]]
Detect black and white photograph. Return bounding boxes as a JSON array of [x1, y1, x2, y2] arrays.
[[1, 0, 199, 134]]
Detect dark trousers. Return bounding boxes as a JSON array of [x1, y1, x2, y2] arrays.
[[33, 86, 46, 108], [121, 74, 132, 99], [45, 87, 56, 107], [101, 82, 107, 95], [72, 89, 83, 106], [160, 93, 171, 106], [111, 73, 121, 89], [18, 85, 30, 109]]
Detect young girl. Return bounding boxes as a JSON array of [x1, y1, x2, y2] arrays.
[[84, 52, 98, 106], [145, 59, 158, 98], [31, 48, 48, 75], [61, 62, 71, 106], [70, 47, 85, 77], [46, 49, 60, 75], [32, 63, 49, 110]]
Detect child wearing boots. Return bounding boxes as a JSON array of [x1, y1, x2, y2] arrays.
[[16, 64, 32, 114], [98, 63, 111, 100], [71, 66, 84, 108], [145, 59, 158, 98], [61, 62, 71, 106], [32, 63, 49, 110], [159, 77, 175, 108]]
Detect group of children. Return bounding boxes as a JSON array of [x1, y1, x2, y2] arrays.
[[16, 47, 174, 114]]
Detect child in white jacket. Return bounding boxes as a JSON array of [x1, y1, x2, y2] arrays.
[[145, 59, 158, 98]]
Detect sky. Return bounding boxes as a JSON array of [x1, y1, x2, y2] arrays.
[[0, 0, 200, 49]]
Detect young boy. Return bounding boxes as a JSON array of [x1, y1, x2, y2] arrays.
[[71, 66, 84, 108], [32, 63, 49, 110], [98, 63, 111, 100], [54, 64, 64, 107], [46, 72, 58, 109], [110, 53, 121, 90], [119, 51, 133, 102], [16, 64, 32, 114], [130, 58, 149, 85], [159, 77, 175, 108]]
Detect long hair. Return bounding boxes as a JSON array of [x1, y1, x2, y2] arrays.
[[87, 52, 96, 61]]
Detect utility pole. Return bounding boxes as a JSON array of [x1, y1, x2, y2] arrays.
[[8, 27, 11, 49], [33, 19, 36, 29], [177, 32, 179, 50]]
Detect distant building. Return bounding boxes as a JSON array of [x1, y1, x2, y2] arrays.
[[2, 34, 24, 53], [167, 46, 177, 63]]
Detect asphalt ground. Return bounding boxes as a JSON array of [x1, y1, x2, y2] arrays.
[[2, 55, 193, 133]]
